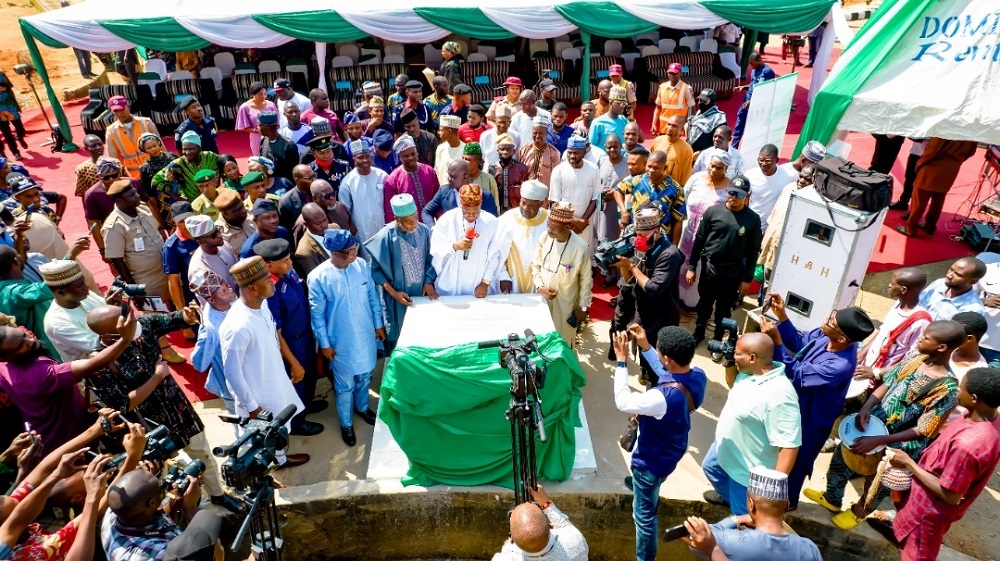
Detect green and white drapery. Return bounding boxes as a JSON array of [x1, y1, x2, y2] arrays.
[[796, 0, 1000, 157], [21, 0, 834, 148]]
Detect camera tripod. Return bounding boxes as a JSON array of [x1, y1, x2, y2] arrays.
[[231, 475, 283, 561], [508, 385, 546, 506]]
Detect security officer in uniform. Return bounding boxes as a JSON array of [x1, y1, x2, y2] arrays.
[[306, 136, 351, 197], [254, 238, 326, 436]]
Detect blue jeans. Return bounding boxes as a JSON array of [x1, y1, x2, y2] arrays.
[[331, 369, 373, 427], [632, 466, 667, 561], [701, 442, 749, 515]]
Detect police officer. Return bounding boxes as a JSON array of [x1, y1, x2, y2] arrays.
[[306, 136, 351, 197], [254, 238, 326, 436]]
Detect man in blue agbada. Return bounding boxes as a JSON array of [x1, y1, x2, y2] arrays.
[[758, 293, 875, 509], [365, 194, 440, 351], [307, 229, 386, 446]]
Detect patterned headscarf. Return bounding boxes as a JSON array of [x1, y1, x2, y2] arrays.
[[443, 41, 461, 54], [248, 156, 275, 175], [137, 132, 162, 151]]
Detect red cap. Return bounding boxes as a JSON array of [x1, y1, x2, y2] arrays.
[[108, 96, 128, 111], [667, 63, 683, 74], [503, 76, 523, 87], [608, 64, 623, 76]]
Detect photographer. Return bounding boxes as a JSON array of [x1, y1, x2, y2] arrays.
[[759, 295, 874, 510], [613, 325, 706, 561], [681, 467, 822, 560], [492, 485, 588, 561], [611, 206, 684, 379]]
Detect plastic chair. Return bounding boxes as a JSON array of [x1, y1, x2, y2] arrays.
[[529, 39, 549, 56], [641, 45, 660, 58], [143, 58, 167, 81], [338, 44, 360, 63], [424, 43, 443, 67], [555, 42, 574, 57], [285, 59, 309, 83], [699, 39, 719, 54], [679, 36, 700, 51], [169, 70, 194, 81], [200, 67, 224, 96], [719, 50, 741, 83], [658, 39, 676, 54], [476, 45, 496, 60], [137, 72, 162, 98], [495, 54, 516, 63], [384, 43, 405, 58], [467, 53, 488, 62], [213, 52, 236, 76], [603, 39, 622, 57], [233, 62, 257, 75], [331, 55, 353, 68], [383, 54, 406, 65], [562, 48, 582, 63], [622, 52, 641, 73], [258, 60, 281, 73]]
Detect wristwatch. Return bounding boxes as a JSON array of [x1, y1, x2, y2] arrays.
[[482, 278, 491, 286]]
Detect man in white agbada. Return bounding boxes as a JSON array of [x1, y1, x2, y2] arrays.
[[218, 256, 309, 467], [339, 139, 388, 245], [434, 114, 466, 185], [496, 180, 550, 294], [430, 183, 502, 297], [531, 201, 594, 349], [548, 135, 602, 249]]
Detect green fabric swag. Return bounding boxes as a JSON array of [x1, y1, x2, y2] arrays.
[[705, 0, 834, 34], [99, 18, 210, 52], [18, 21, 76, 151], [379, 331, 586, 488], [555, 2, 659, 37], [414, 8, 515, 40], [793, 0, 936, 157], [252, 11, 367, 43]]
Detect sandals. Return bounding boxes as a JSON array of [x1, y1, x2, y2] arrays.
[[895, 225, 917, 237]]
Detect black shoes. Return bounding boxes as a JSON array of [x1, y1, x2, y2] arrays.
[[693, 326, 706, 347], [703, 490, 730, 507], [341, 426, 356, 446], [888, 200, 909, 211], [357, 409, 377, 426], [290, 420, 324, 436], [305, 399, 329, 415]]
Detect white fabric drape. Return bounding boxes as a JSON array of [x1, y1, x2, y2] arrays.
[[175, 17, 291, 49], [806, 9, 838, 105], [315, 42, 328, 93], [618, 0, 726, 30], [340, 10, 449, 43], [480, 7, 577, 39], [28, 19, 134, 51]]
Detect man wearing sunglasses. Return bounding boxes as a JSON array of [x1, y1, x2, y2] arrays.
[[686, 176, 762, 346]]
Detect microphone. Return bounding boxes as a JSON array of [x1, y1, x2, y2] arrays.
[[463, 226, 475, 260]]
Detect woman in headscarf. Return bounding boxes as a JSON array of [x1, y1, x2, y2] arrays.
[[235, 81, 277, 157], [438, 41, 464, 90], [138, 133, 178, 225], [678, 148, 731, 311], [247, 156, 293, 197]]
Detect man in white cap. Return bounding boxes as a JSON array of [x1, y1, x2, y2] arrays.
[[340, 139, 389, 246], [779, 139, 826, 177], [518, 117, 560, 187], [548, 136, 602, 246], [496, 180, 550, 294], [434, 115, 466, 185], [510, 91, 551, 151], [481, 105, 520, 169], [683, 466, 822, 560], [365, 194, 439, 349]]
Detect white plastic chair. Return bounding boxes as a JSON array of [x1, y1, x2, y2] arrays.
[[424, 43, 443, 67], [467, 53, 488, 62], [285, 61, 309, 83], [169, 70, 194, 81], [555, 42, 573, 57], [622, 52, 641, 73], [233, 66, 257, 75], [658, 39, 676, 54], [529, 39, 549, 56], [641, 45, 660, 58], [719, 51, 741, 83], [200, 67, 224, 96], [603, 39, 622, 57], [338, 44, 360, 63], [476, 46, 496, 60], [699, 39, 719, 54], [383, 54, 405, 65], [143, 58, 167, 81], [213, 52, 236, 76], [137, 73, 161, 99], [331, 55, 353, 68], [562, 48, 582, 63], [258, 60, 281, 73], [384, 43, 405, 58], [679, 36, 700, 51]]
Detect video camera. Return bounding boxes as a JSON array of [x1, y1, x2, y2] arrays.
[[213, 405, 295, 491], [112, 276, 147, 298], [705, 318, 739, 364], [162, 459, 206, 495], [479, 330, 547, 401], [594, 224, 636, 274], [102, 424, 182, 473]]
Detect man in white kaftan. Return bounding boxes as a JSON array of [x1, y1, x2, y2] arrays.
[[430, 184, 503, 297], [548, 136, 602, 249], [339, 140, 389, 246], [496, 180, 549, 294]]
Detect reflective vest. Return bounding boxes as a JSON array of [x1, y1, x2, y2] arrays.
[[106, 118, 157, 179], [655, 81, 692, 134]]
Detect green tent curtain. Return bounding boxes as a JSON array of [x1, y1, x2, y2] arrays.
[[252, 11, 368, 43], [556, 2, 660, 38], [414, 8, 515, 41], [18, 24, 75, 152], [99, 18, 210, 52], [704, 0, 833, 33], [793, 0, 933, 157], [379, 332, 585, 488]]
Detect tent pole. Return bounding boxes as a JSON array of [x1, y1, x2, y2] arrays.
[[740, 29, 758, 78], [580, 31, 591, 101], [18, 23, 76, 151]]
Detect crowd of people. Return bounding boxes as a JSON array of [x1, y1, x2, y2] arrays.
[[0, 40, 997, 561]]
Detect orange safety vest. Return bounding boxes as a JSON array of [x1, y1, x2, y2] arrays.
[[107, 118, 157, 179], [655, 81, 692, 134]]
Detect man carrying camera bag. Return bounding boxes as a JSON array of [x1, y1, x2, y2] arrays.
[[612, 324, 707, 561]]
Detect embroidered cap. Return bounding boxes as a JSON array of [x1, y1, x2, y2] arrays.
[[459, 183, 482, 207], [747, 466, 789, 502], [635, 206, 662, 231], [39, 260, 84, 288], [390, 194, 418, 218], [230, 256, 269, 288], [520, 180, 548, 202], [549, 200, 575, 224]]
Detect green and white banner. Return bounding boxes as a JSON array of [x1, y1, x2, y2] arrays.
[[740, 73, 798, 163]]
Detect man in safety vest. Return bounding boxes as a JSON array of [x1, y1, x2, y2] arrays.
[[104, 95, 157, 180], [651, 63, 695, 138]]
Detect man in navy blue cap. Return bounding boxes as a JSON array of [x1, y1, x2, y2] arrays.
[[370, 129, 399, 176], [240, 199, 292, 258], [440, 83, 472, 124], [173, 97, 218, 155], [391, 80, 435, 134], [306, 136, 351, 196], [258, 110, 299, 181]]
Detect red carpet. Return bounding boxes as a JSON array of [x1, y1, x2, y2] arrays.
[[11, 50, 985, 400]]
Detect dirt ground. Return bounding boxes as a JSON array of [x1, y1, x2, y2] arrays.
[[0, 1, 103, 110]]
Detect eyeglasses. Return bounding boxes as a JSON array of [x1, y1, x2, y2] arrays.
[[318, 192, 336, 199], [825, 315, 847, 339], [337, 246, 359, 256], [727, 190, 746, 199]]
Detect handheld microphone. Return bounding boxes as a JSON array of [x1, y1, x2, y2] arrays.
[[463, 226, 475, 260]]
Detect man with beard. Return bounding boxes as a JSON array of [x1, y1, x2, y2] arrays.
[[301, 89, 346, 143], [496, 180, 549, 294], [430, 184, 502, 297], [440, 83, 472, 124], [306, 137, 351, 196], [591, 80, 613, 120], [488, 134, 530, 213], [384, 135, 440, 222], [510, 91, 551, 149], [458, 104, 490, 144], [423, 159, 499, 223], [745, 144, 797, 233], [590, 87, 629, 151], [278, 102, 314, 158], [615, 151, 686, 243], [213, 189, 255, 252], [481, 105, 520, 169], [531, 201, 593, 349], [401, 108, 439, 167], [273, 79, 310, 129], [622, 121, 644, 153], [174, 97, 219, 155], [186, 215, 239, 304], [340, 141, 389, 246], [518, 117, 560, 187], [392, 80, 435, 134], [240, 200, 292, 259], [686, 89, 727, 154], [546, 103, 575, 154], [548, 136, 601, 245], [365, 194, 439, 349]]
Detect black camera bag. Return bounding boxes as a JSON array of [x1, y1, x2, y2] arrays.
[[813, 156, 892, 213]]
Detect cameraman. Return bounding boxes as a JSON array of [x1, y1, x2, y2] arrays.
[[681, 466, 822, 560], [103, 464, 202, 561], [611, 205, 684, 379], [492, 485, 588, 561], [612, 325, 706, 561]]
